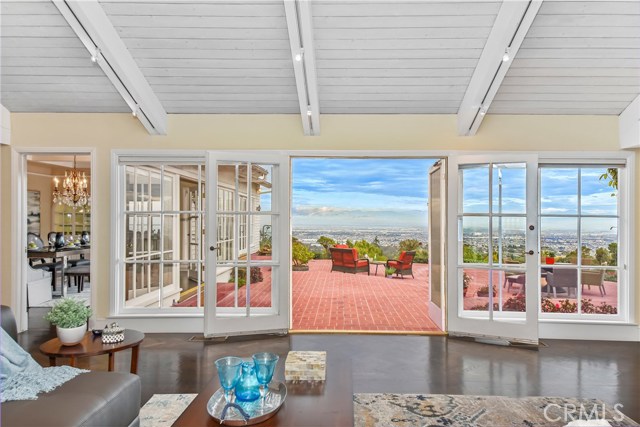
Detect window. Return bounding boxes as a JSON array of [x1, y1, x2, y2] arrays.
[[539, 165, 623, 319], [118, 163, 205, 310]]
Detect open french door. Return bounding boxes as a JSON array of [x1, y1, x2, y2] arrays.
[[428, 160, 446, 330], [204, 152, 290, 337], [447, 155, 539, 345]]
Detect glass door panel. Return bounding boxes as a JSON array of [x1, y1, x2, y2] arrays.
[[448, 155, 539, 345]]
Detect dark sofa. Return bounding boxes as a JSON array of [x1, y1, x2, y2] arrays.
[[1, 306, 141, 427]]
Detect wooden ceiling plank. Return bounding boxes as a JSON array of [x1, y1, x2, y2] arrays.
[[52, 0, 168, 135], [457, 0, 544, 136]]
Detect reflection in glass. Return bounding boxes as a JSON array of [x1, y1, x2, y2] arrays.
[[461, 217, 489, 264], [581, 217, 618, 266], [540, 168, 578, 215], [581, 167, 618, 216], [540, 217, 577, 265], [492, 216, 526, 265], [460, 166, 489, 214], [492, 163, 526, 215]]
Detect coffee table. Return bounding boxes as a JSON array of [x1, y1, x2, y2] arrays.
[[172, 355, 352, 426], [40, 329, 144, 374]]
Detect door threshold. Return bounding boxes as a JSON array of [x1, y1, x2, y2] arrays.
[[289, 329, 447, 336]]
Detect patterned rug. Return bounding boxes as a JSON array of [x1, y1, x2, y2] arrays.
[[140, 394, 196, 427], [354, 394, 639, 427]]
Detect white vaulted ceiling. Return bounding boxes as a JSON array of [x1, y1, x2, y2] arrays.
[[490, 1, 640, 115], [1, 1, 129, 112], [311, 1, 501, 114], [1, 0, 638, 122], [100, 1, 300, 113]]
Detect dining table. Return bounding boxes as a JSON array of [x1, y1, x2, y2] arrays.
[[27, 245, 90, 297]]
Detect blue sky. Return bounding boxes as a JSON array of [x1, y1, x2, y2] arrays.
[[289, 160, 618, 233], [292, 158, 436, 228], [462, 166, 618, 233]]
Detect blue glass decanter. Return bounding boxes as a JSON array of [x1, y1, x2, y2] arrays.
[[234, 362, 260, 402]]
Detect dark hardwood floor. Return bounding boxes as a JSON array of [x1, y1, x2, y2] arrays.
[[19, 317, 640, 423]]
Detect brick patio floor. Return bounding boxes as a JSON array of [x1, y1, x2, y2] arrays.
[[291, 259, 440, 332]]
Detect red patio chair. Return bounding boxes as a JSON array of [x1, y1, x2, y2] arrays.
[[386, 251, 416, 278]]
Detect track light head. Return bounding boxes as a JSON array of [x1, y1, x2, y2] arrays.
[[502, 47, 510, 62]]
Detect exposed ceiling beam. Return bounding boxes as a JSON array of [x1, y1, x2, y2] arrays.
[[52, 0, 167, 135], [284, 0, 320, 136], [457, 0, 543, 136]]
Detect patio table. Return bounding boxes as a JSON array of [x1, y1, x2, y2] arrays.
[[370, 260, 386, 276]]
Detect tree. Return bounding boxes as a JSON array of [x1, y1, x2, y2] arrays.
[[373, 236, 381, 247], [608, 242, 618, 266], [292, 238, 314, 266], [316, 236, 336, 257], [346, 239, 354, 248], [353, 239, 383, 259], [599, 168, 618, 195], [595, 247, 611, 265], [399, 239, 421, 252]]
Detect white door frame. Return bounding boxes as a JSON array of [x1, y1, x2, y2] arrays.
[[447, 154, 539, 344], [11, 147, 96, 332]]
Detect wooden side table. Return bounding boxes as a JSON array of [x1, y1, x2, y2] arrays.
[[39, 329, 144, 374]]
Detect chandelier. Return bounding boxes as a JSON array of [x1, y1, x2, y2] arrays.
[[52, 156, 90, 208]]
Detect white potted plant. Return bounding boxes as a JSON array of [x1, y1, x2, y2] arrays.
[[44, 298, 92, 346]]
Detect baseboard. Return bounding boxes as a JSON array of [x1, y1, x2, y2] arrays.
[[540, 322, 640, 342]]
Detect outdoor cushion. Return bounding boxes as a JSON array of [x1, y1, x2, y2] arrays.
[[356, 260, 368, 268]]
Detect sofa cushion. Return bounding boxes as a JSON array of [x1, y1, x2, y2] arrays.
[[1, 371, 141, 427], [355, 259, 369, 268]]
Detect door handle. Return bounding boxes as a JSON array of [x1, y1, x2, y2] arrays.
[[209, 245, 221, 254], [527, 250, 535, 255]]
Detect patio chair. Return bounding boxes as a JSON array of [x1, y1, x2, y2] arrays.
[[386, 251, 416, 279], [581, 270, 606, 296], [545, 268, 578, 298], [329, 247, 370, 275]]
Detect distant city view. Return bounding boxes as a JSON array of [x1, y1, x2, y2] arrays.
[[294, 226, 428, 251]]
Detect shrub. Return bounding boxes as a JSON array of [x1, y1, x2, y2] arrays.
[[44, 298, 91, 328], [229, 267, 264, 287], [292, 238, 314, 266], [385, 267, 396, 276]]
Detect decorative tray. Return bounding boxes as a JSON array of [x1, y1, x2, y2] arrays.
[[207, 382, 286, 426]]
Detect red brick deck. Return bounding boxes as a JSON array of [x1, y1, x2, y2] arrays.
[[292, 259, 440, 332]]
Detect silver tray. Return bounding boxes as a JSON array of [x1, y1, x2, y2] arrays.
[[207, 382, 286, 426]]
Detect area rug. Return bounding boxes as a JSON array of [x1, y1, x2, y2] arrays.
[[140, 394, 196, 427], [354, 394, 638, 427]]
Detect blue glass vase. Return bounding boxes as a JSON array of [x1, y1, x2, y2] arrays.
[[234, 362, 260, 402]]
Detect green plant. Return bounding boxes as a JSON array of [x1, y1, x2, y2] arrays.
[[476, 285, 497, 297], [317, 236, 336, 257], [399, 239, 421, 252], [353, 239, 383, 260], [44, 298, 91, 328], [292, 238, 314, 266], [229, 267, 264, 287], [385, 267, 396, 277]]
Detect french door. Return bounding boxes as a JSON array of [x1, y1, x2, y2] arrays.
[[204, 152, 290, 337], [428, 160, 446, 330], [447, 155, 539, 345]]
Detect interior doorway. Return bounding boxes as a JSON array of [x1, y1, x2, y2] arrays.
[[290, 157, 445, 333], [19, 152, 93, 331]]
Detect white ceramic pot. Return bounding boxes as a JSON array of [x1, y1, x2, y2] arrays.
[[56, 324, 87, 346]]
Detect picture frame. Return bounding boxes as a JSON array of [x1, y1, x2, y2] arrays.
[[27, 190, 41, 235]]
